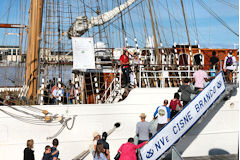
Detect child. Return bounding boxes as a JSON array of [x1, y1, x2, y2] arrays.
[[42, 145, 59, 160]]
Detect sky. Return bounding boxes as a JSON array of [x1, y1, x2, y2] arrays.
[[0, 0, 238, 49]]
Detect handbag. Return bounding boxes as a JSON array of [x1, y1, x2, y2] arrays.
[[114, 151, 121, 160], [175, 100, 181, 111]]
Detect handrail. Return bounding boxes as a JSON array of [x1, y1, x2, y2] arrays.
[[138, 67, 239, 88], [100, 67, 121, 103]]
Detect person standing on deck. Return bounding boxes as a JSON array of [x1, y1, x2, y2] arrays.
[[209, 51, 219, 77], [153, 100, 171, 132], [223, 51, 237, 83], [119, 47, 130, 88], [136, 113, 152, 144]]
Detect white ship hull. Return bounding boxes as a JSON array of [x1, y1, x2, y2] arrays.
[[0, 87, 238, 160]]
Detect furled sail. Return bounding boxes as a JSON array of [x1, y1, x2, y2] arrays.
[[67, 0, 137, 38]]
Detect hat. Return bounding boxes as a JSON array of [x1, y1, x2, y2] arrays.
[[139, 113, 146, 118], [93, 131, 100, 138]]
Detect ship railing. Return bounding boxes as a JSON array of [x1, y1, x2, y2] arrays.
[[136, 63, 239, 88], [100, 66, 122, 103], [0, 86, 23, 92]]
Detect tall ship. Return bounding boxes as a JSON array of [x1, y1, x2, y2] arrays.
[[0, 0, 239, 160]]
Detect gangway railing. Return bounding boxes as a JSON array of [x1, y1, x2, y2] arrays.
[[139, 71, 234, 160], [100, 67, 123, 103]]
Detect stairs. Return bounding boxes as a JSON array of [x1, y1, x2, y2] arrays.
[[100, 68, 125, 103], [139, 72, 236, 160]]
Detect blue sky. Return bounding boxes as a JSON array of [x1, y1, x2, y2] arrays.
[[0, 0, 238, 49]]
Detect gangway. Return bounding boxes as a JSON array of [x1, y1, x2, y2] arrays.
[[139, 71, 237, 160]]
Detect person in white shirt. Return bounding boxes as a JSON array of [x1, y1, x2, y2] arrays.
[[223, 51, 237, 83], [51, 86, 59, 104], [153, 100, 171, 132]]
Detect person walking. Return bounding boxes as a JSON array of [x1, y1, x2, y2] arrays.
[[117, 138, 147, 160], [119, 47, 130, 88], [93, 143, 107, 160], [136, 113, 152, 144], [153, 100, 171, 132], [169, 93, 182, 118], [223, 51, 237, 83], [193, 65, 214, 91], [91, 132, 101, 153], [51, 138, 59, 160], [97, 132, 110, 160], [178, 78, 200, 107], [23, 139, 35, 160]]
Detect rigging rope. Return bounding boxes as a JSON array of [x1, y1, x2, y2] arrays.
[[215, 0, 238, 10], [197, 0, 239, 37], [165, 0, 175, 44], [126, 1, 138, 49], [47, 116, 76, 139], [140, 1, 149, 40], [0, 108, 60, 126], [191, 0, 199, 43], [151, 0, 167, 47]]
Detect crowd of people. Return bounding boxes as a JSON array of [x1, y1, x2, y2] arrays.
[[119, 48, 238, 89], [24, 52, 236, 160], [41, 79, 82, 105], [91, 117, 149, 160], [23, 138, 60, 160], [38, 50, 236, 105], [119, 47, 141, 88]]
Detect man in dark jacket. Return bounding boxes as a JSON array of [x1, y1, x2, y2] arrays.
[[178, 78, 200, 107], [97, 132, 110, 160]]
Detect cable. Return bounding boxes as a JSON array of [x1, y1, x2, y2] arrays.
[[197, 0, 239, 37], [215, 0, 238, 10]]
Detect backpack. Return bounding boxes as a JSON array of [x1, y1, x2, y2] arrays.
[[226, 56, 233, 66]]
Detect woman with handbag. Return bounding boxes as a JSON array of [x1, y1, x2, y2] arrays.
[[115, 137, 147, 160], [169, 92, 182, 119]]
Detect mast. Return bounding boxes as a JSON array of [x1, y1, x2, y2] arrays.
[[25, 0, 44, 104], [180, 0, 193, 64], [147, 0, 160, 64]]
